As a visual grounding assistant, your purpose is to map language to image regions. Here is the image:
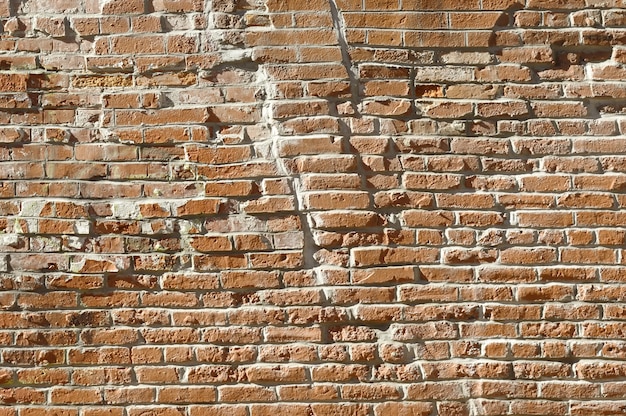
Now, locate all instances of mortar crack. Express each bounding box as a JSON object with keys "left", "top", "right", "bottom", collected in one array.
[
  {"left": 258, "top": 65, "right": 321, "bottom": 270},
  {"left": 329, "top": 0, "right": 360, "bottom": 114}
]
